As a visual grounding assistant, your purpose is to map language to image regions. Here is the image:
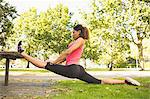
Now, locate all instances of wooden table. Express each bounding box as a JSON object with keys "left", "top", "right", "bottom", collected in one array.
[{"left": 0, "top": 51, "right": 23, "bottom": 86}]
